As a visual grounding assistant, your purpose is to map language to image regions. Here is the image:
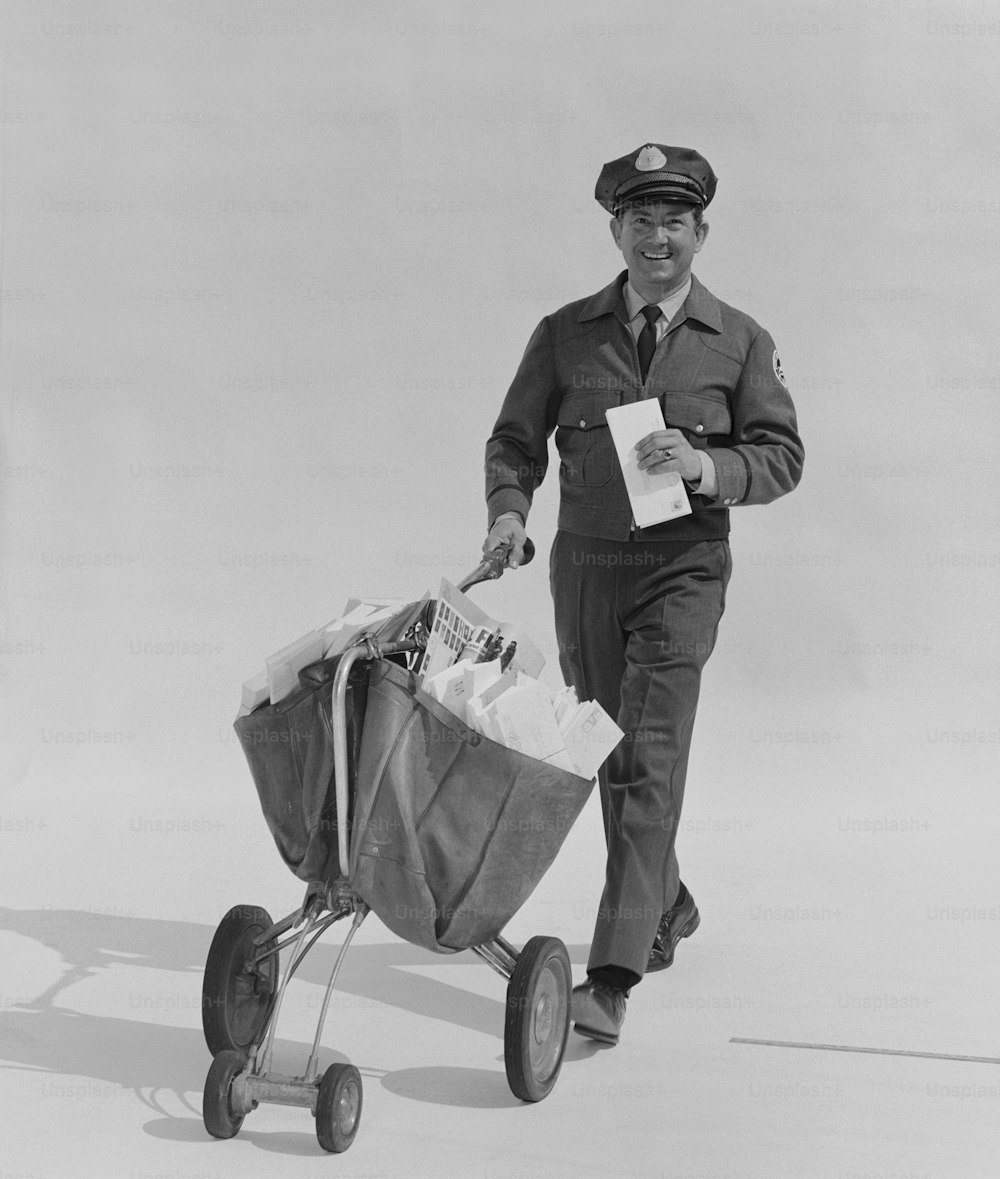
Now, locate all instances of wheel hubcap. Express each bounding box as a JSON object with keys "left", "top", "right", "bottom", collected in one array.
[
  {"left": 337, "top": 1081, "right": 360, "bottom": 1134},
  {"left": 533, "top": 993, "right": 554, "bottom": 1043},
  {"left": 228, "top": 928, "right": 274, "bottom": 1043},
  {"left": 527, "top": 962, "right": 566, "bottom": 1079}
]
